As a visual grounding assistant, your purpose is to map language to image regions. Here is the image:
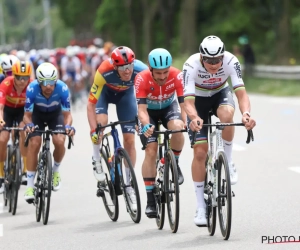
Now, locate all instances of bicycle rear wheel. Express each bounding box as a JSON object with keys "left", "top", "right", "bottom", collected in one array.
[
  {"left": 42, "top": 151, "right": 52, "bottom": 225},
  {"left": 155, "top": 179, "right": 165, "bottom": 230},
  {"left": 35, "top": 153, "right": 43, "bottom": 222},
  {"left": 165, "top": 150, "right": 180, "bottom": 233},
  {"left": 11, "top": 147, "right": 21, "bottom": 215},
  {"left": 117, "top": 148, "right": 141, "bottom": 223},
  {"left": 3, "top": 145, "right": 12, "bottom": 207},
  {"left": 100, "top": 147, "right": 119, "bottom": 222},
  {"left": 204, "top": 155, "right": 216, "bottom": 235},
  {"left": 217, "top": 151, "right": 232, "bottom": 240}
]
